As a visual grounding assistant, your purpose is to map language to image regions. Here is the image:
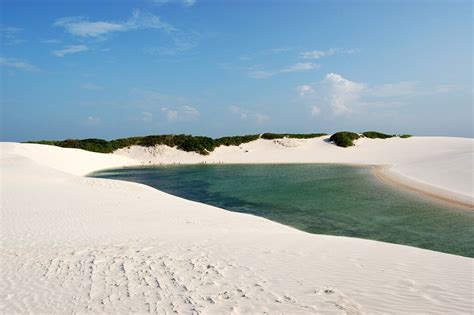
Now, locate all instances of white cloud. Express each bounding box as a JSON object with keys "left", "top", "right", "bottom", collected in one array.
[
  {"left": 324, "top": 73, "right": 366, "bottom": 115},
  {"left": 54, "top": 10, "right": 175, "bottom": 39},
  {"left": 162, "top": 108, "right": 178, "bottom": 120},
  {"left": 300, "top": 48, "right": 358, "bottom": 59},
  {"left": 229, "top": 105, "right": 269, "bottom": 124},
  {"left": 296, "top": 73, "right": 434, "bottom": 116},
  {"left": 161, "top": 105, "right": 199, "bottom": 121},
  {"left": 145, "top": 31, "right": 201, "bottom": 56},
  {"left": 152, "top": 0, "right": 196, "bottom": 7},
  {"left": 0, "top": 26, "right": 26, "bottom": 45},
  {"left": 255, "top": 113, "right": 270, "bottom": 124},
  {"left": 369, "top": 82, "right": 417, "bottom": 97},
  {"left": 296, "top": 84, "right": 314, "bottom": 97},
  {"left": 52, "top": 44, "right": 89, "bottom": 57},
  {"left": 80, "top": 82, "right": 103, "bottom": 90},
  {"left": 248, "top": 62, "right": 318, "bottom": 79},
  {"left": 85, "top": 116, "right": 101, "bottom": 125},
  {"left": 41, "top": 39, "right": 61, "bottom": 44},
  {"left": 310, "top": 105, "right": 321, "bottom": 117},
  {"left": 282, "top": 62, "right": 319, "bottom": 73},
  {"left": 141, "top": 111, "right": 153, "bottom": 122},
  {"left": 248, "top": 70, "right": 274, "bottom": 79},
  {"left": 432, "top": 84, "right": 458, "bottom": 94},
  {"left": 0, "top": 57, "right": 40, "bottom": 72}
]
